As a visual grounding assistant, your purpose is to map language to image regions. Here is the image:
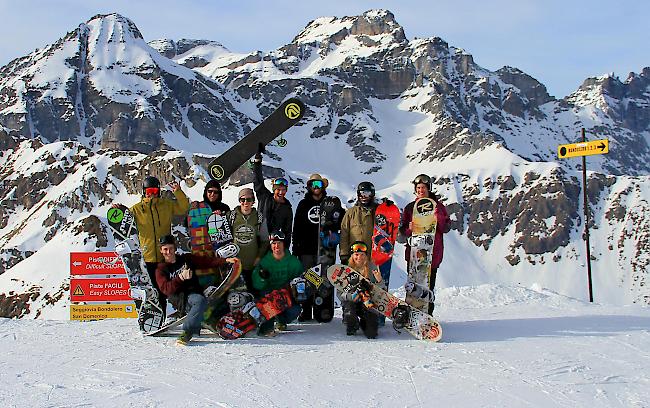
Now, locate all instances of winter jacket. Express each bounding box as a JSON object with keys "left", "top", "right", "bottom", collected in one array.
[
  {"left": 251, "top": 250, "right": 304, "bottom": 292},
  {"left": 155, "top": 253, "right": 226, "bottom": 311},
  {"left": 399, "top": 194, "right": 450, "bottom": 268},
  {"left": 130, "top": 189, "right": 189, "bottom": 263},
  {"left": 252, "top": 160, "right": 293, "bottom": 248},
  {"left": 228, "top": 207, "right": 268, "bottom": 270},
  {"left": 339, "top": 201, "right": 377, "bottom": 263},
  {"left": 292, "top": 192, "right": 326, "bottom": 257}
]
